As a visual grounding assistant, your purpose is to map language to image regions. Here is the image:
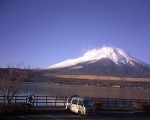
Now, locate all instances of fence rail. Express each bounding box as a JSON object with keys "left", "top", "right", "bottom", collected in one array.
[{"left": 0, "top": 96, "right": 150, "bottom": 108}]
